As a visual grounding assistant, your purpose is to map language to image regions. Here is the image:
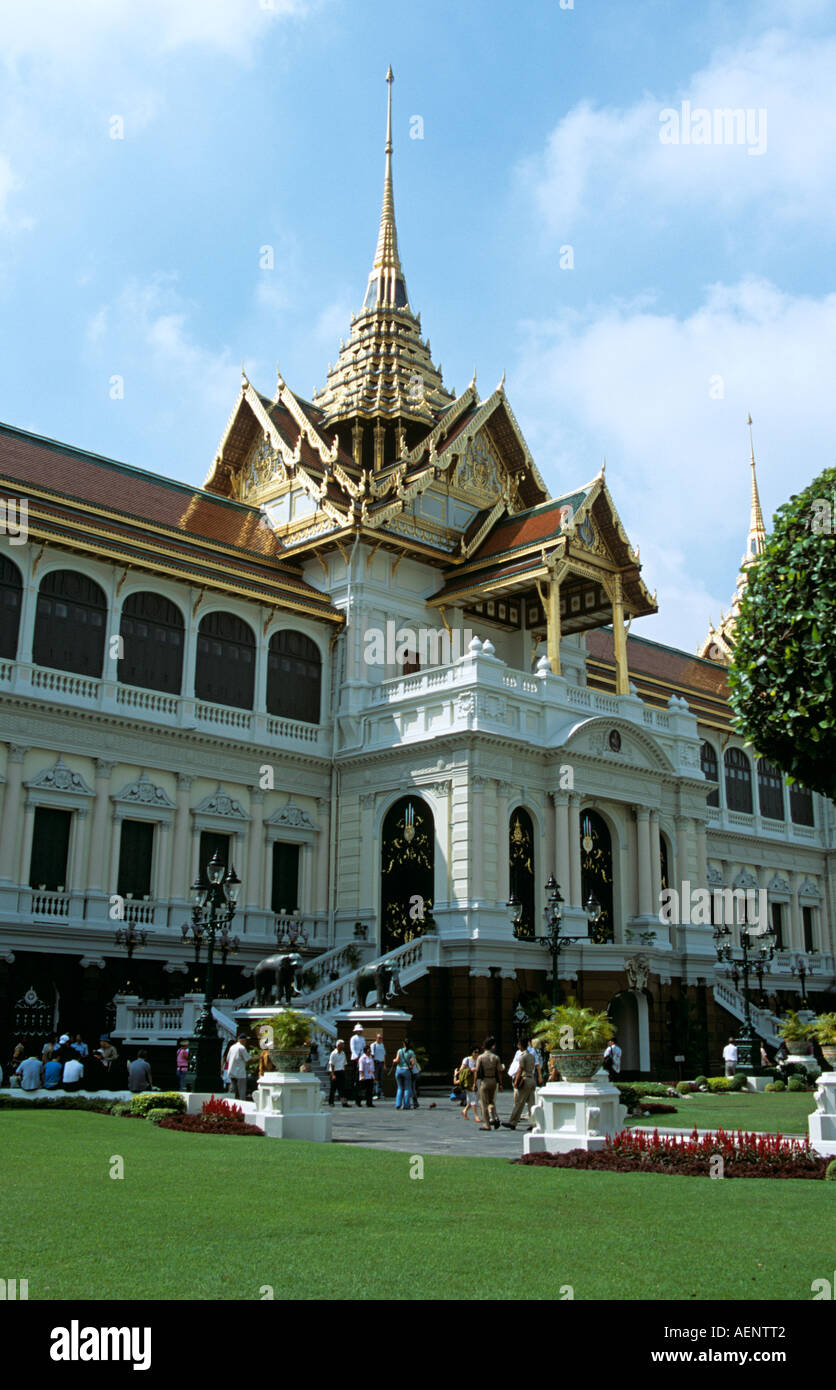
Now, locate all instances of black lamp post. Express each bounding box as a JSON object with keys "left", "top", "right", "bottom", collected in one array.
[
  {"left": 508, "top": 876, "right": 601, "bottom": 1006},
  {"left": 790, "top": 953, "right": 815, "bottom": 1006},
  {"left": 183, "top": 853, "right": 241, "bottom": 1092},
  {"left": 114, "top": 923, "right": 147, "bottom": 993},
  {"left": 714, "top": 909, "right": 775, "bottom": 1072}
]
